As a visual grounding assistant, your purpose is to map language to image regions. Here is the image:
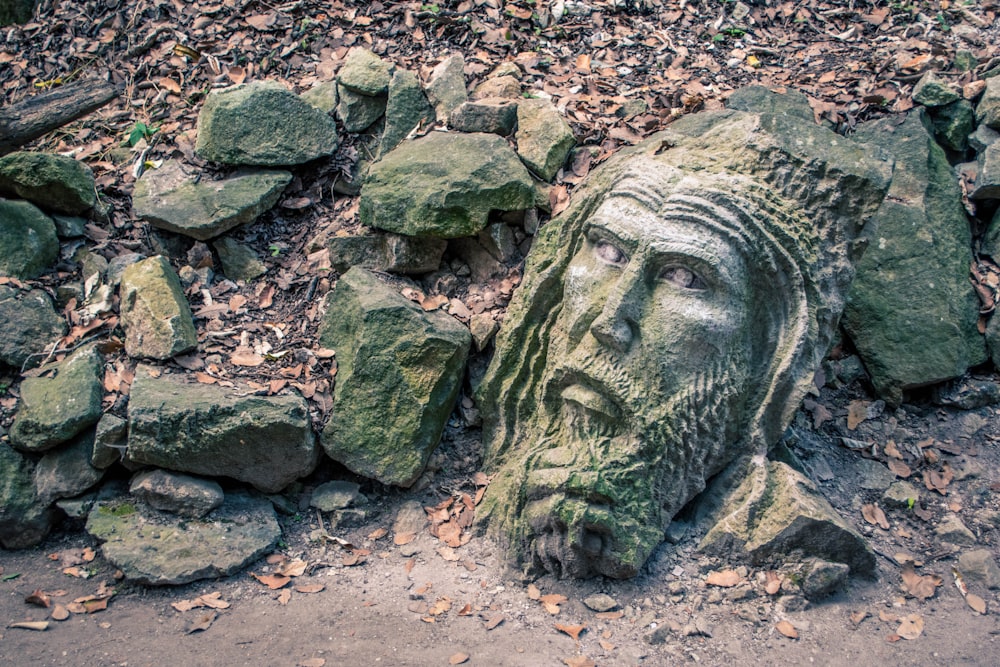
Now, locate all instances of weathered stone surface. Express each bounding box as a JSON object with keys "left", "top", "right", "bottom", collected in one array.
[
  {"left": 133, "top": 160, "right": 292, "bottom": 240},
  {"left": 301, "top": 80, "right": 338, "bottom": 114},
  {"left": 86, "top": 491, "right": 280, "bottom": 585},
  {"left": 336, "top": 83, "right": 387, "bottom": 133},
  {"left": 338, "top": 47, "right": 392, "bottom": 96},
  {"left": 10, "top": 345, "right": 103, "bottom": 452},
  {"left": 449, "top": 98, "right": 518, "bottom": 135},
  {"left": 52, "top": 213, "right": 86, "bottom": 238},
  {"left": 970, "top": 124, "right": 999, "bottom": 153},
  {"left": 379, "top": 69, "right": 435, "bottom": 158},
  {"left": 195, "top": 81, "right": 339, "bottom": 165},
  {"left": 972, "top": 142, "right": 1000, "bottom": 200},
  {"left": 882, "top": 480, "right": 920, "bottom": 509},
  {"left": 701, "top": 462, "right": 876, "bottom": 575},
  {"left": 958, "top": 549, "right": 1000, "bottom": 589},
  {"left": 0, "top": 285, "right": 66, "bottom": 368},
  {"left": 92, "top": 412, "right": 126, "bottom": 469},
  {"left": 310, "top": 480, "right": 365, "bottom": 512},
  {"left": 800, "top": 559, "right": 849, "bottom": 600},
  {"left": 0, "top": 152, "right": 96, "bottom": 214},
  {"left": 516, "top": 99, "right": 575, "bottom": 181},
  {"left": 0, "top": 443, "right": 53, "bottom": 548},
  {"left": 318, "top": 267, "right": 471, "bottom": 487},
  {"left": 936, "top": 514, "right": 976, "bottom": 545},
  {"left": 327, "top": 231, "right": 446, "bottom": 275},
  {"left": 120, "top": 255, "right": 198, "bottom": 360},
  {"left": 725, "top": 84, "right": 814, "bottom": 121},
  {"left": 472, "top": 75, "right": 520, "bottom": 100},
  {"left": 0, "top": 198, "right": 58, "bottom": 279},
  {"left": 214, "top": 236, "right": 267, "bottom": 281},
  {"left": 426, "top": 54, "right": 468, "bottom": 123},
  {"left": 392, "top": 499, "right": 428, "bottom": 534},
  {"left": 844, "top": 110, "right": 985, "bottom": 402},
  {"left": 478, "top": 88, "right": 891, "bottom": 578},
  {"left": 35, "top": 432, "right": 105, "bottom": 505},
  {"left": 976, "top": 76, "right": 1000, "bottom": 130},
  {"left": 130, "top": 469, "right": 224, "bottom": 518},
  {"left": 930, "top": 100, "right": 974, "bottom": 152},
  {"left": 126, "top": 367, "right": 319, "bottom": 493},
  {"left": 582, "top": 594, "right": 619, "bottom": 612},
  {"left": 912, "top": 71, "right": 960, "bottom": 107},
  {"left": 361, "top": 132, "right": 535, "bottom": 238}
]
